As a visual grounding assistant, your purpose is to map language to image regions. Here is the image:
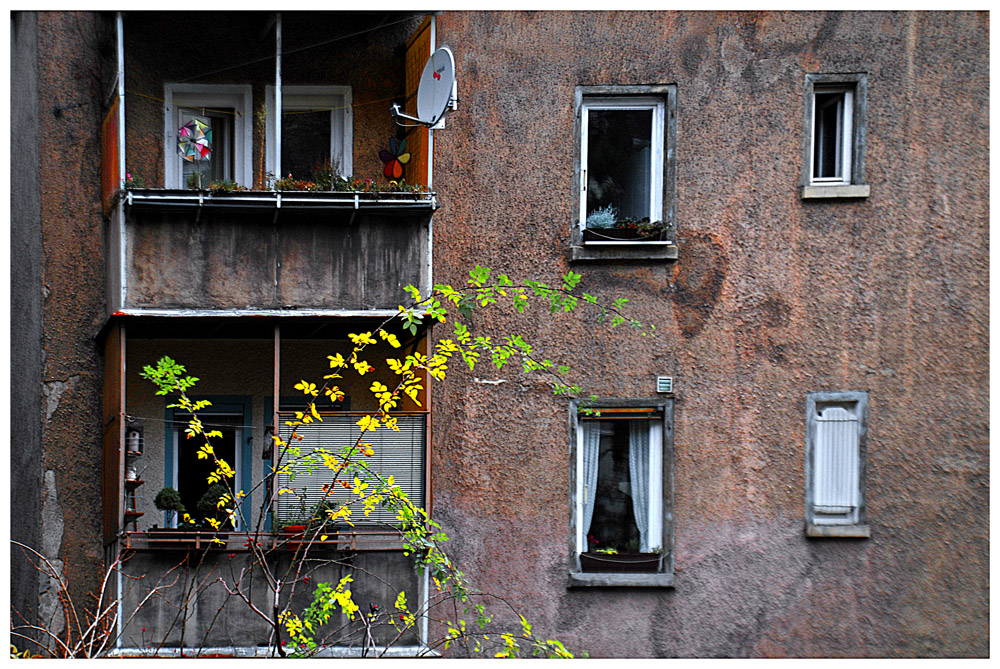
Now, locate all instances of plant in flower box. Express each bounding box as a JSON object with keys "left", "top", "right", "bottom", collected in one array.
[
  {"left": 580, "top": 535, "right": 663, "bottom": 573},
  {"left": 583, "top": 204, "right": 668, "bottom": 243}
]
